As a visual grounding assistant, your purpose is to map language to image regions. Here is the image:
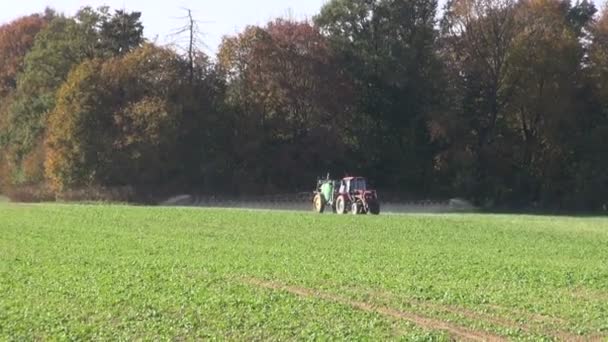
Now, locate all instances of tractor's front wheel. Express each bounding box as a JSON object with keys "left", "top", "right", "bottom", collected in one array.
[
  {"left": 351, "top": 201, "right": 361, "bottom": 215},
  {"left": 336, "top": 196, "right": 347, "bottom": 215},
  {"left": 313, "top": 194, "right": 325, "bottom": 214}
]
